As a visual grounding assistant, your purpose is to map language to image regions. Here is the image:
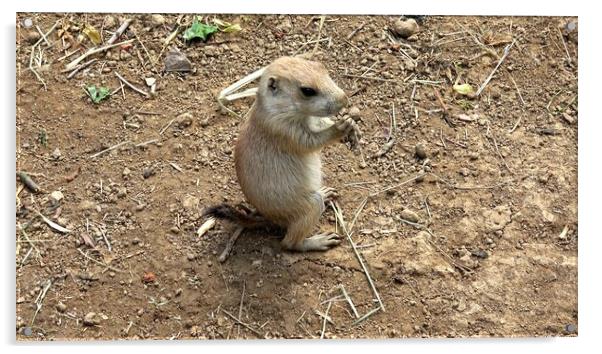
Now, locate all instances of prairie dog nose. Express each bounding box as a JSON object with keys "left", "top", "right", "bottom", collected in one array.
[{"left": 334, "top": 89, "right": 349, "bottom": 111}]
